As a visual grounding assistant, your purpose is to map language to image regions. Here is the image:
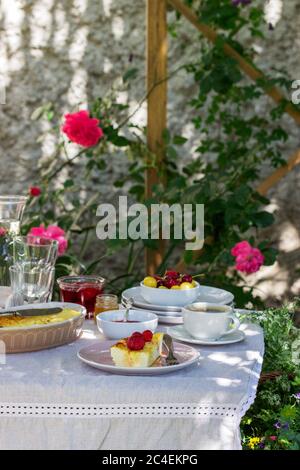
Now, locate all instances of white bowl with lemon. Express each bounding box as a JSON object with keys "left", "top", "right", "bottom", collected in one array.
[{"left": 140, "top": 274, "right": 200, "bottom": 307}]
